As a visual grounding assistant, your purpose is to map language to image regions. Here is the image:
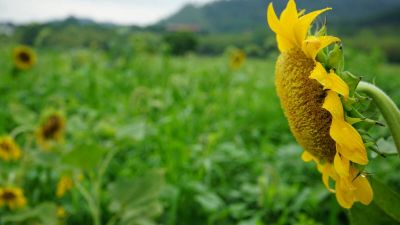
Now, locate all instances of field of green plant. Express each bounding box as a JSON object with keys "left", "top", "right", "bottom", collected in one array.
[{"left": 0, "top": 43, "right": 400, "bottom": 225}]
